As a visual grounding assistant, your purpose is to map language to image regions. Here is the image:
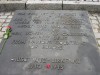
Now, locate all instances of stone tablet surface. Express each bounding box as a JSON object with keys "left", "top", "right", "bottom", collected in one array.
[{"left": 0, "top": 10, "right": 100, "bottom": 75}]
